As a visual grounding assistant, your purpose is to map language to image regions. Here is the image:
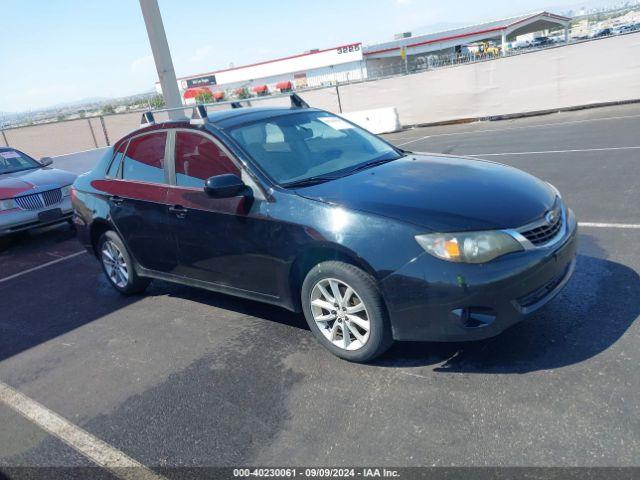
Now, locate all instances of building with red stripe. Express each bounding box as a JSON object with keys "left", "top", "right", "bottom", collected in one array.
[{"left": 156, "top": 11, "right": 570, "bottom": 104}]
